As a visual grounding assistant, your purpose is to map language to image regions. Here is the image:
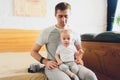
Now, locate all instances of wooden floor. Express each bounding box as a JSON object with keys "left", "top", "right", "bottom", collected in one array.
[{"left": 0, "top": 29, "right": 45, "bottom": 52}]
